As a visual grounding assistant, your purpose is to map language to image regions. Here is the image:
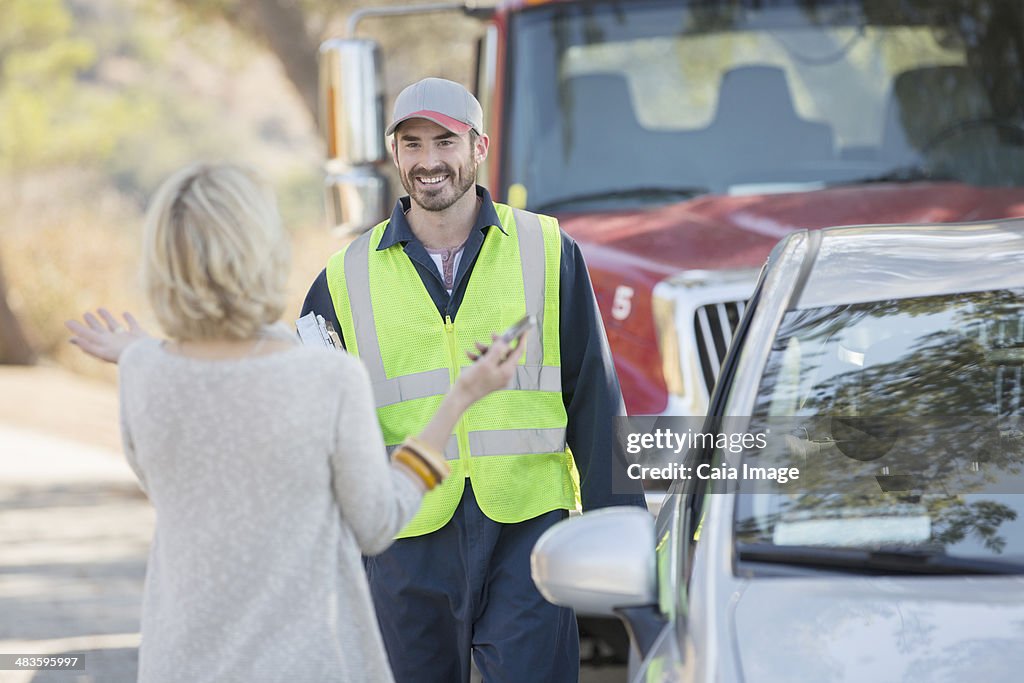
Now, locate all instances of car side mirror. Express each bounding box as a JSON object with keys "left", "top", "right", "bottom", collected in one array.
[{"left": 531, "top": 507, "right": 656, "bottom": 616}]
